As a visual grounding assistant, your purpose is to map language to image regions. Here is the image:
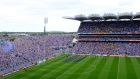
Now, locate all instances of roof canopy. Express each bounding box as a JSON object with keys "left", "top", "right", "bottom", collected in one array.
[
  {"left": 64, "top": 12, "right": 140, "bottom": 21},
  {"left": 103, "top": 13, "right": 117, "bottom": 20},
  {"left": 133, "top": 12, "right": 140, "bottom": 19},
  {"left": 118, "top": 12, "right": 133, "bottom": 20},
  {"left": 88, "top": 14, "right": 103, "bottom": 21},
  {"left": 75, "top": 14, "right": 88, "bottom": 21}
]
